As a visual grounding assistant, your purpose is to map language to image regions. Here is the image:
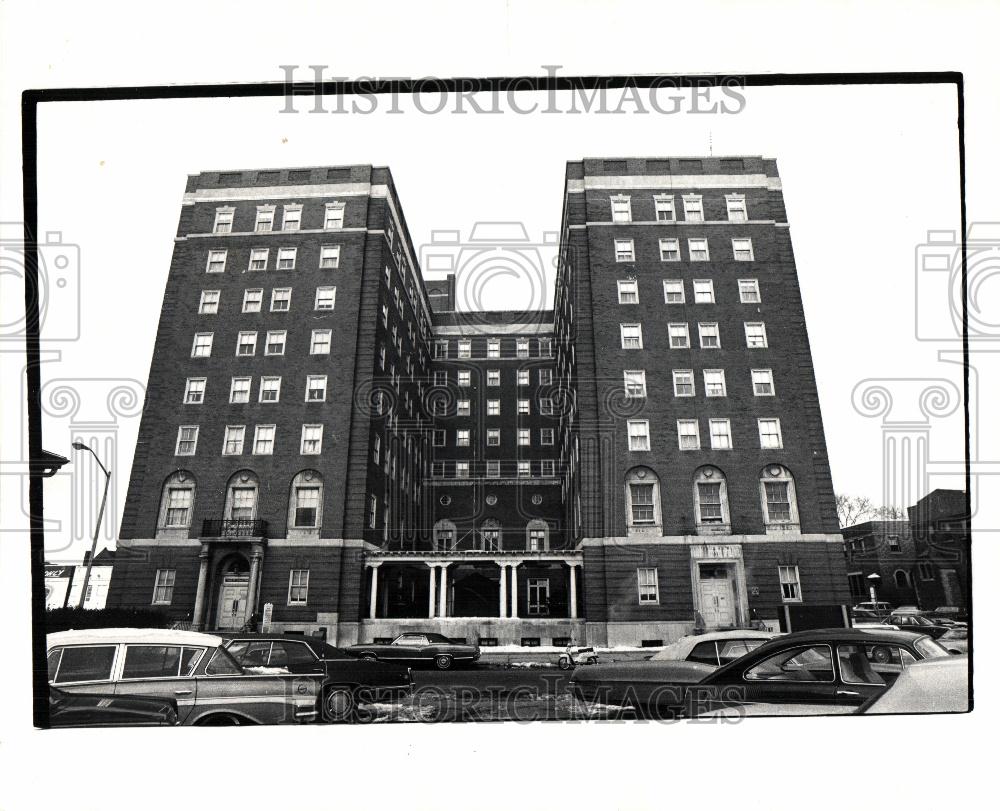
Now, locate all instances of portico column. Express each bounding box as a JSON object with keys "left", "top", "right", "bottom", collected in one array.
[
  {"left": 510, "top": 563, "right": 519, "bottom": 619},
  {"left": 428, "top": 564, "right": 437, "bottom": 618},
  {"left": 438, "top": 564, "right": 448, "bottom": 618},
  {"left": 569, "top": 564, "right": 578, "bottom": 620},
  {"left": 499, "top": 564, "right": 508, "bottom": 618},
  {"left": 368, "top": 564, "right": 381, "bottom": 619},
  {"left": 246, "top": 544, "right": 263, "bottom": 623},
  {"left": 191, "top": 543, "right": 211, "bottom": 630}
]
